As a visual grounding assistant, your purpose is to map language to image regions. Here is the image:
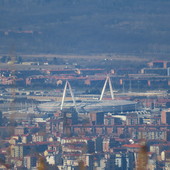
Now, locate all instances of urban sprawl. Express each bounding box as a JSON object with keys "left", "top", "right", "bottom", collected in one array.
[{"left": 0, "top": 56, "right": 170, "bottom": 169}]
